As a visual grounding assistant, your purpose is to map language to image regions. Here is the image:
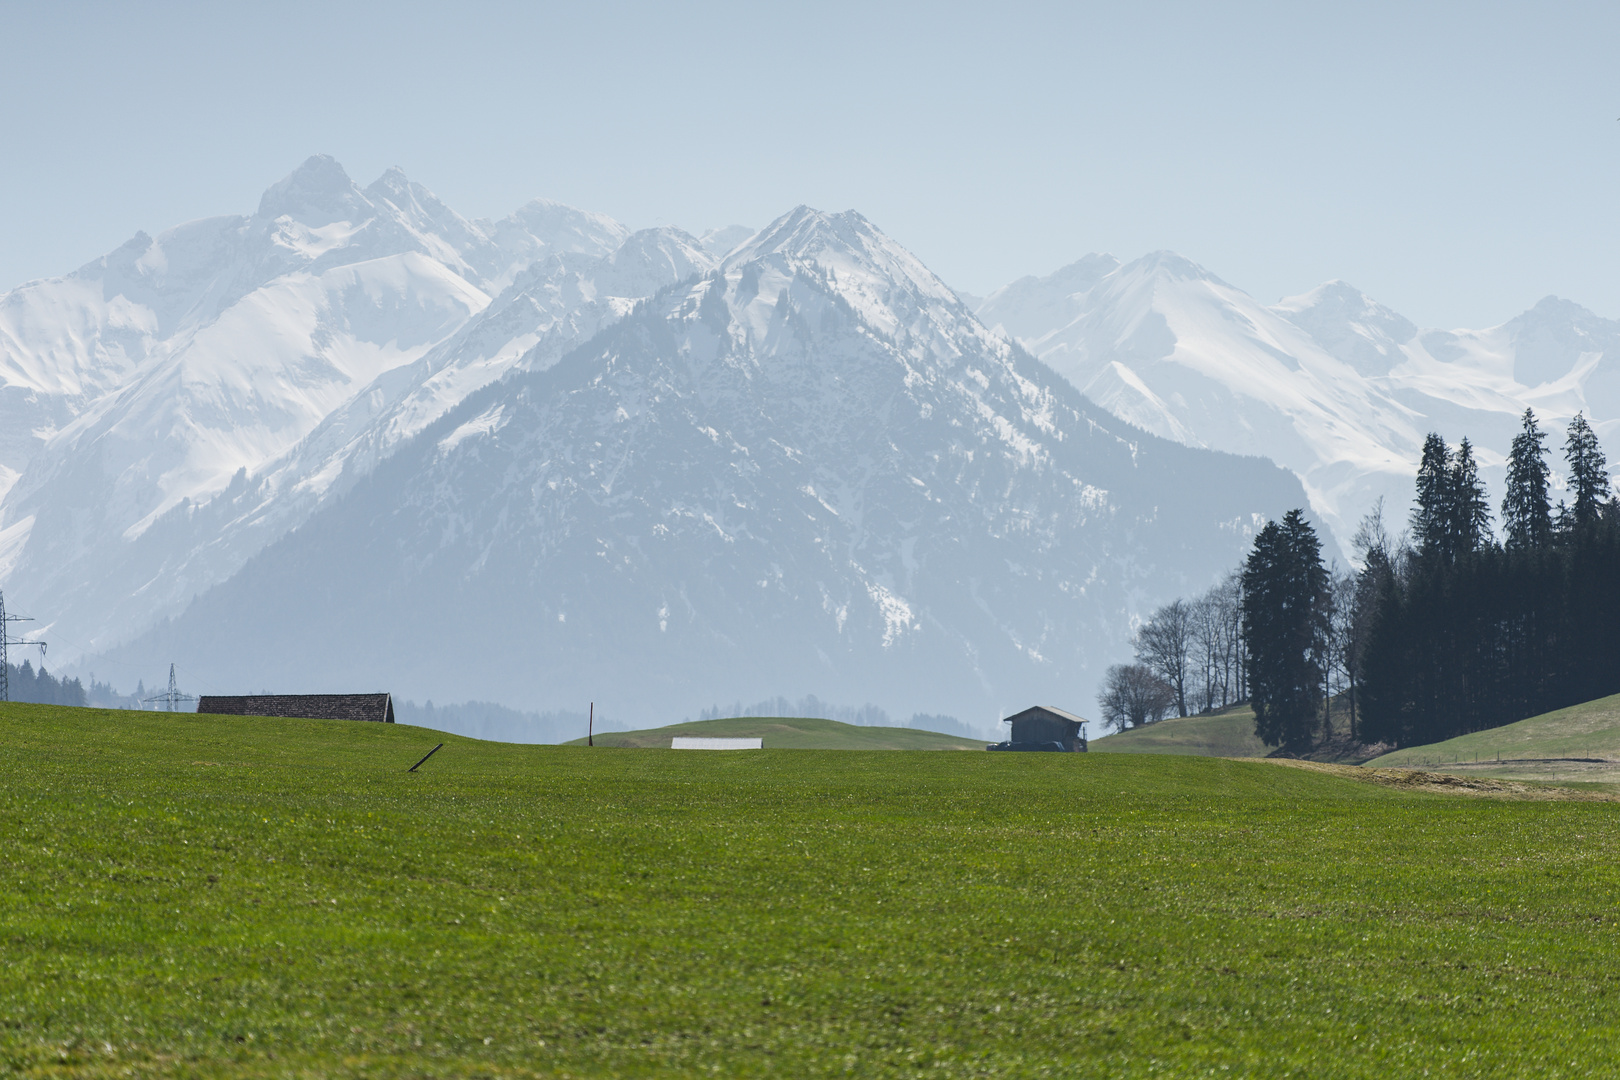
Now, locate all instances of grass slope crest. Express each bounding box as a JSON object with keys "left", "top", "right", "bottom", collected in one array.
[
  {"left": 566, "top": 715, "right": 986, "bottom": 750},
  {"left": 1088, "top": 703, "right": 1270, "bottom": 758},
  {"left": 1365, "top": 690, "right": 1620, "bottom": 785}
]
